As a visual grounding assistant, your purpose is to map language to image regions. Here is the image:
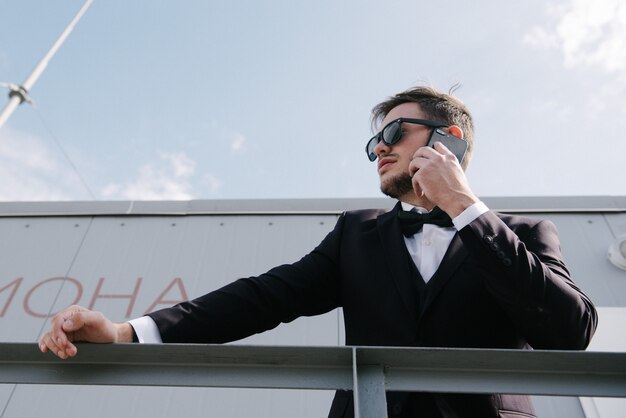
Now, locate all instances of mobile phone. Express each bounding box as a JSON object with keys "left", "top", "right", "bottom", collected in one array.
[{"left": 426, "top": 128, "right": 468, "bottom": 164}]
